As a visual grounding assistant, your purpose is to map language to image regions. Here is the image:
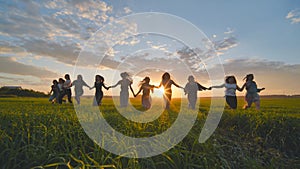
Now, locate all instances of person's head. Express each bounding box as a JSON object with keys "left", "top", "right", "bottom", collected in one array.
[
  {"left": 95, "top": 75, "right": 100, "bottom": 82},
  {"left": 139, "top": 77, "right": 150, "bottom": 86},
  {"left": 120, "top": 72, "right": 129, "bottom": 79},
  {"left": 244, "top": 74, "right": 254, "bottom": 82},
  {"left": 58, "top": 78, "right": 65, "bottom": 84},
  {"left": 99, "top": 75, "right": 104, "bottom": 82},
  {"left": 53, "top": 80, "right": 58, "bottom": 85},
  {"left": 226, "top": 76, "right": 237, "bottom": 84},
  {"left": 65, "top": 74, "right": 70, "bottom": 80},
  {"left": 188, "top": 75, "right": 195, "bottom": 83},
  {"left": 143, "top": 77, "right": 150, "bottom": 83},
  {"left": 77, "top": 75, "right": 82, "bottom": 81},
  {"left": 162, "top": 72, "right": 170, "bottom": 81}
]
